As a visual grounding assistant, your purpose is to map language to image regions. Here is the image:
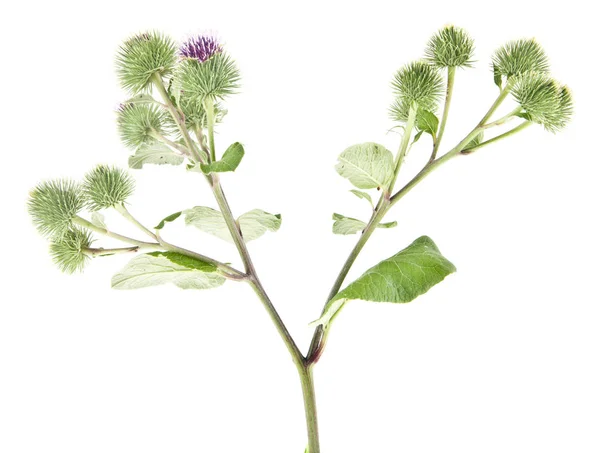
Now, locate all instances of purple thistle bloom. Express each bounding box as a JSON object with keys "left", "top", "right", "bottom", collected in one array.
[{"left": 180, "top": 35, "right": 222, "bottom": 63}]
